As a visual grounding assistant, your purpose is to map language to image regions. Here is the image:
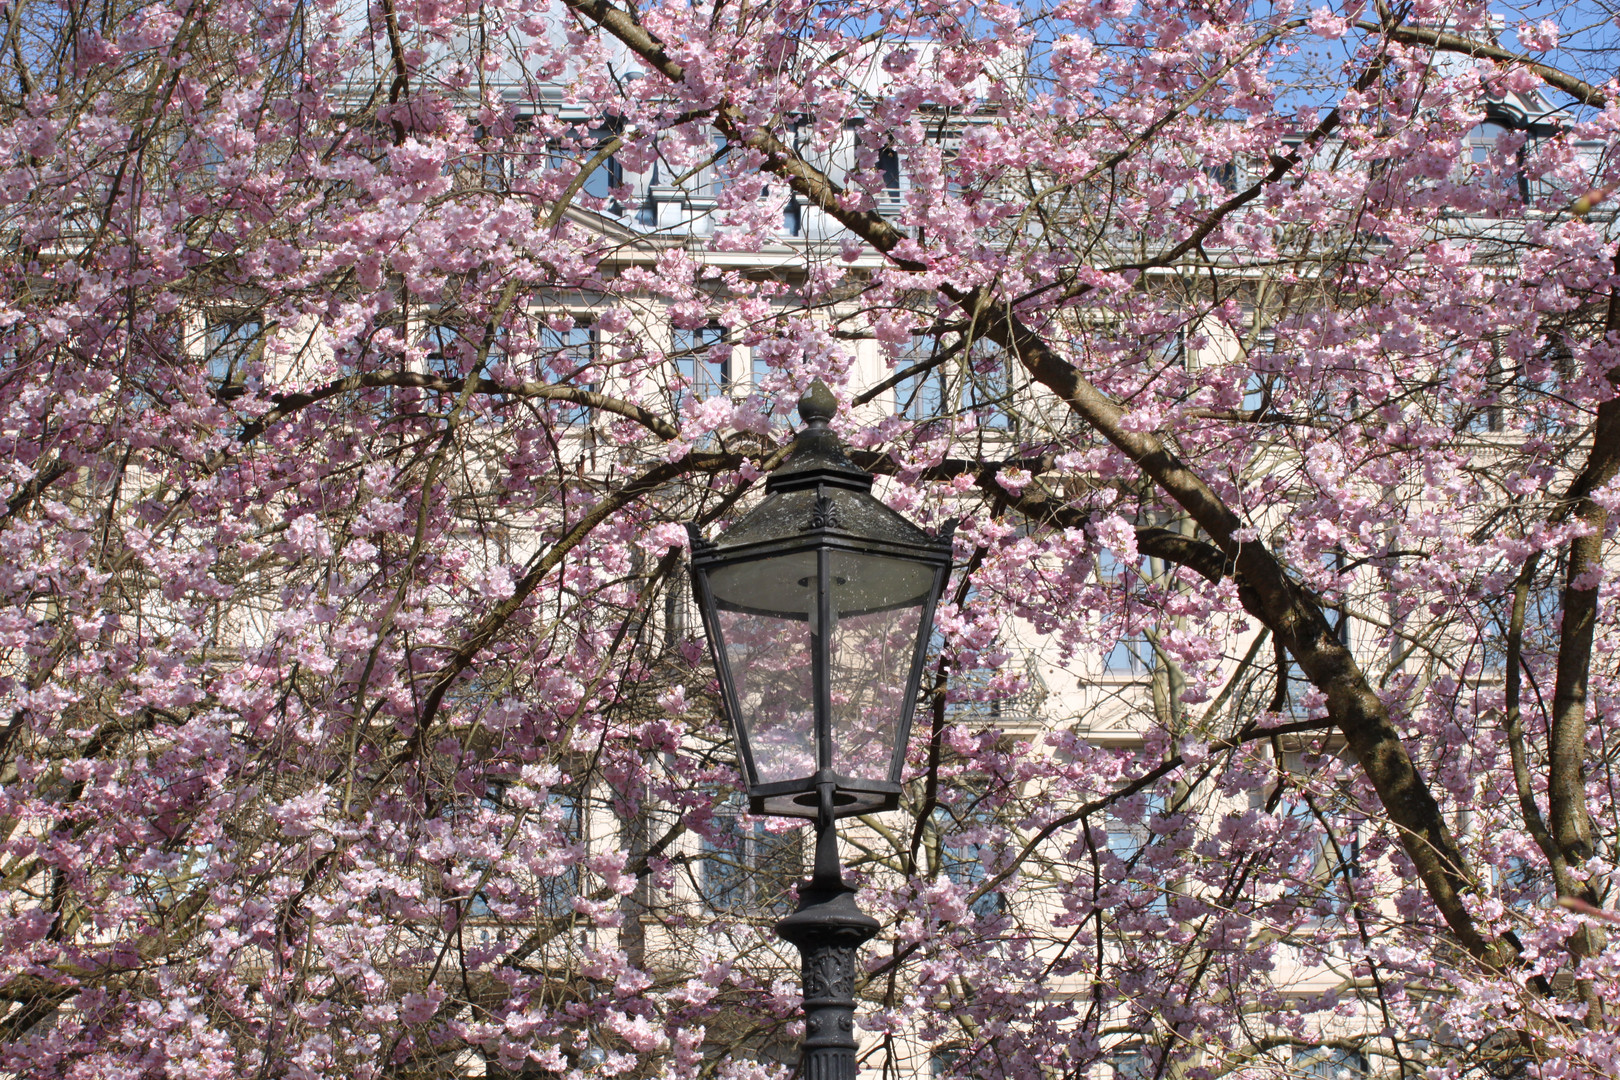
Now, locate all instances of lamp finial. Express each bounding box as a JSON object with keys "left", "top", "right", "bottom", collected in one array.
[{"left": 799, "top": 380, "right": 837, "bottom": 426}]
